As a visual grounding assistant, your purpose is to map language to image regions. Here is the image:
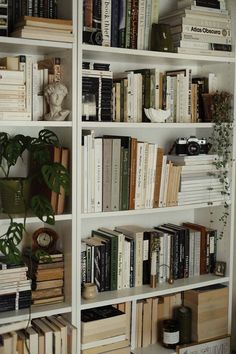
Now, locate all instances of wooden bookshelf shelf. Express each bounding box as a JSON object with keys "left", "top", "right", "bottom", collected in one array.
[
  {"left": 81, "top": 275, "right": 230, "bottom": 310},
  {"left": 81, "top": 122, "right": 214, "bottom": 129},
  {"left": 0, "top": 37, "right": 72, "bottom": 55},
  {"left": 0, "top": 303, "right": 72, "bottom": 325},
  {"left": 82, "top": 44, "right": 235, "bottom": 65}
]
